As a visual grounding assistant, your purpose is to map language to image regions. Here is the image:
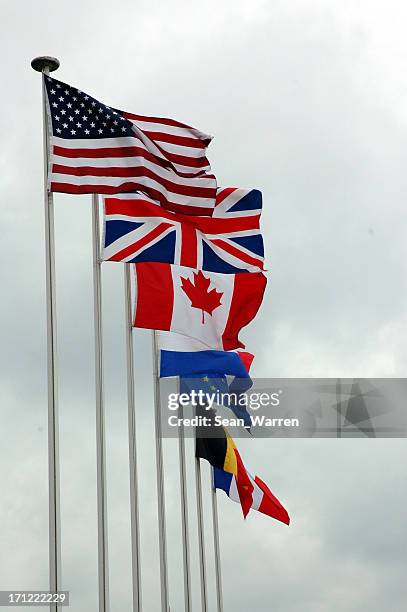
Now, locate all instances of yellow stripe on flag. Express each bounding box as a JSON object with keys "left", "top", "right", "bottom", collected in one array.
[{"left": 223, "top": 433, "right": 238, "bottom": 476}]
